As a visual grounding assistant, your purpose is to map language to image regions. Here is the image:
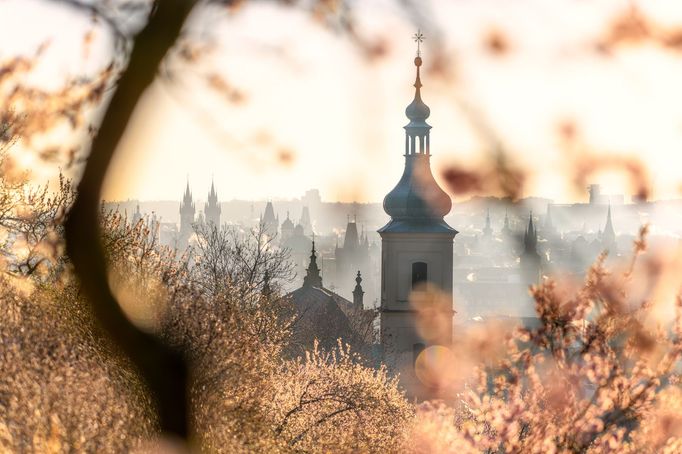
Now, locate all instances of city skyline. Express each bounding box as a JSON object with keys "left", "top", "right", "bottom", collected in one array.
[{"left": 4, "top": 1, "right": 682, "bottom": 449}]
